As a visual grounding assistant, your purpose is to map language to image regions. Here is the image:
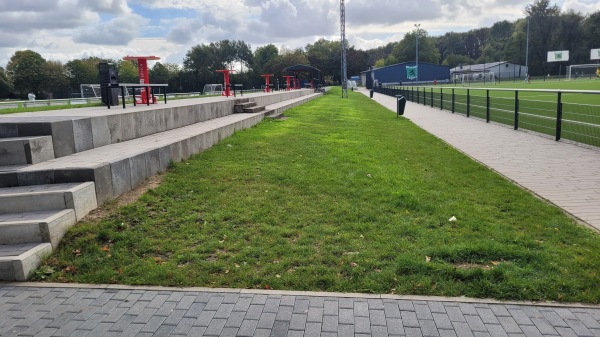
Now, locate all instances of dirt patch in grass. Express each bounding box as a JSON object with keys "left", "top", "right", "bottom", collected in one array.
[
  {"left": 453, "top": 263, "right": 493, "bottom": 270},
  {"left": 83, "top": 173, "right": 165, "bottom": 223}
]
